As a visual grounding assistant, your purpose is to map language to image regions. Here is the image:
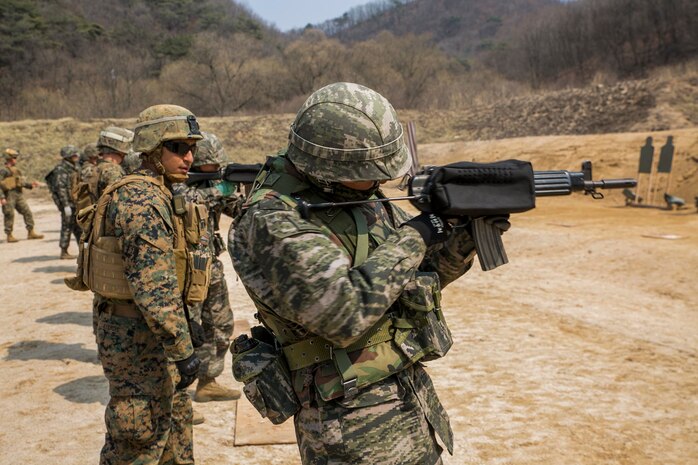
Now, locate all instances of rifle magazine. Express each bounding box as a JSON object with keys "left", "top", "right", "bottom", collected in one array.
[{"left": 471, "top": 218, "right": 508, "bottom": 271}]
